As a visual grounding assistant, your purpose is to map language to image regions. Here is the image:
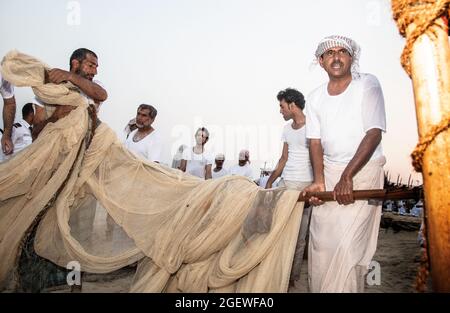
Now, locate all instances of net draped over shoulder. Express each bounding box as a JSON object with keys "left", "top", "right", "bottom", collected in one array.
[{"left": 0, "top": 50, "right": 305, "bottom": 292}]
